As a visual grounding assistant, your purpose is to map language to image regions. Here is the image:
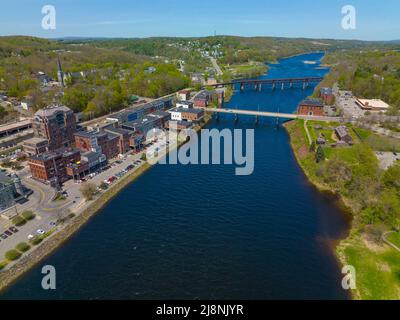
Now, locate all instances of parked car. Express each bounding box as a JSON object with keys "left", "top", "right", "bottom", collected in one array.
[
  {"left": 36, "top": 229, "right": 45, "bottom": 235},
  {"left": 0, "top": 233, "right": 7, "bottom": 239},
  {"left": 4, "top": 230, "right": 12, "bottom": 236},
  {"left": 9, "top": 226, "right": 18, "bottom": 233},
  {"left": 27, "top": 234, "right": 34, "bottom": 240}
]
